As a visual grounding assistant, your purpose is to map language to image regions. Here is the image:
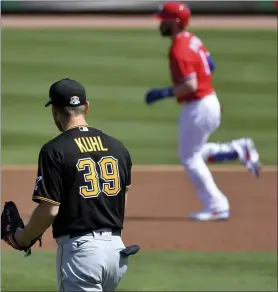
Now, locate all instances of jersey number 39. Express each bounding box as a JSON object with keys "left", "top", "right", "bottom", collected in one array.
[{"left": 76, "top": 156, "right": 121, "bottom": 198}]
